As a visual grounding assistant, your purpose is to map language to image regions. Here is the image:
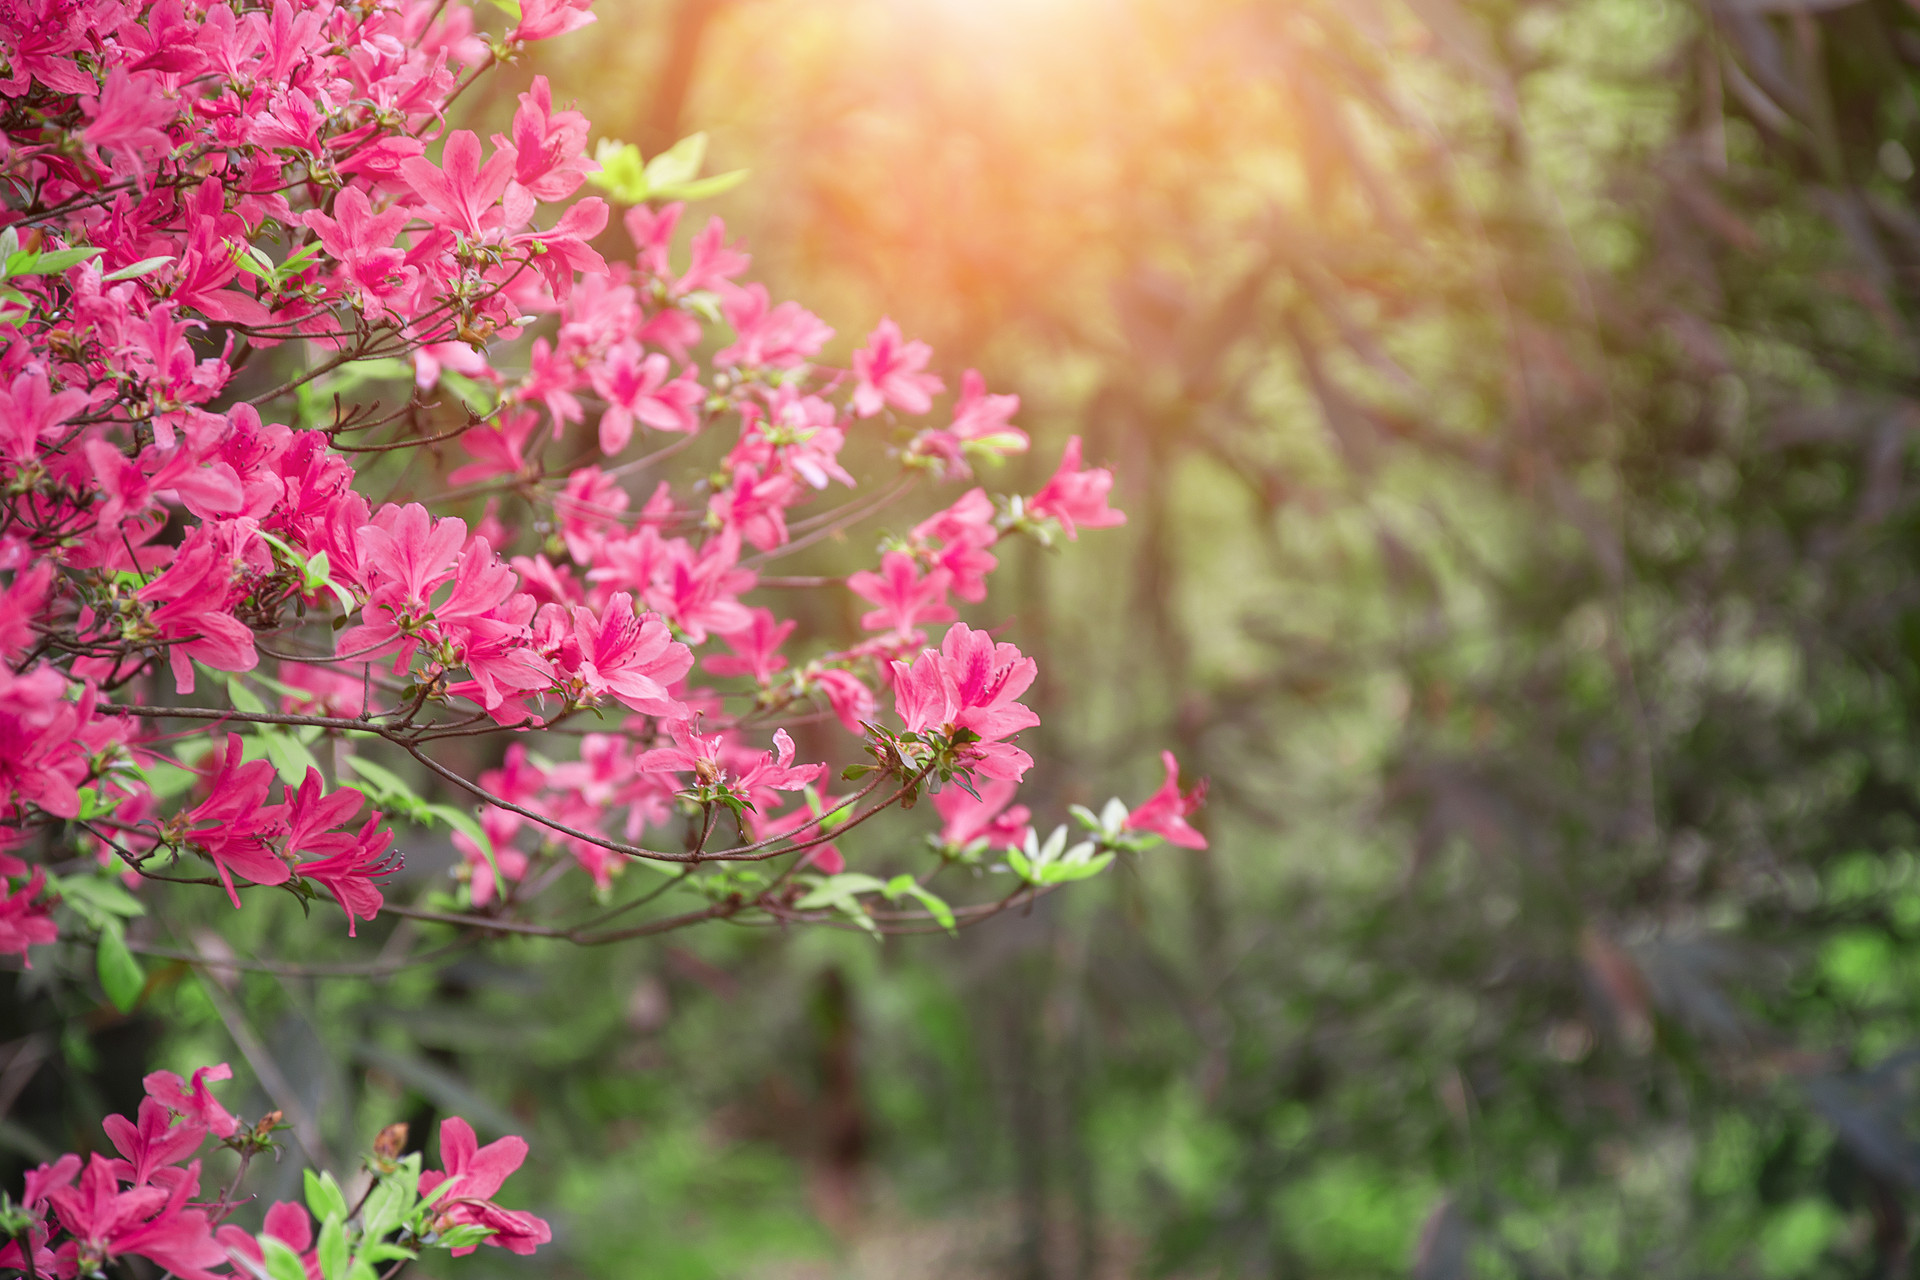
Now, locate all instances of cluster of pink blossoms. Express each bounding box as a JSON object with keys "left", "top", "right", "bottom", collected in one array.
[
  {"left": 0, "top": 1063, "right": 545, "bottom": 1276},
  {"left": 0, "top": 0, "right": 1205, "bottom": 1254}
]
